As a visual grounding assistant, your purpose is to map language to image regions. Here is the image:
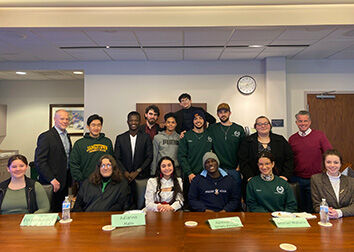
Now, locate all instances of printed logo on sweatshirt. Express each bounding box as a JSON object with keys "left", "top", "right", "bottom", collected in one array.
[
  {"left": 275, "top": 186, "right": 284, "bottom": 194},
  {"left": 162, "top": 139, "right": 179, "bottom": 145},
  {"left": 86, "top": 144, "right": 108, "bottom": 153},
  {"left": 233, "top": 131, "right": 241, "bottom": 137},
  {"left": 207, "top": 136, "right": 213, "bottom": 142}
]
